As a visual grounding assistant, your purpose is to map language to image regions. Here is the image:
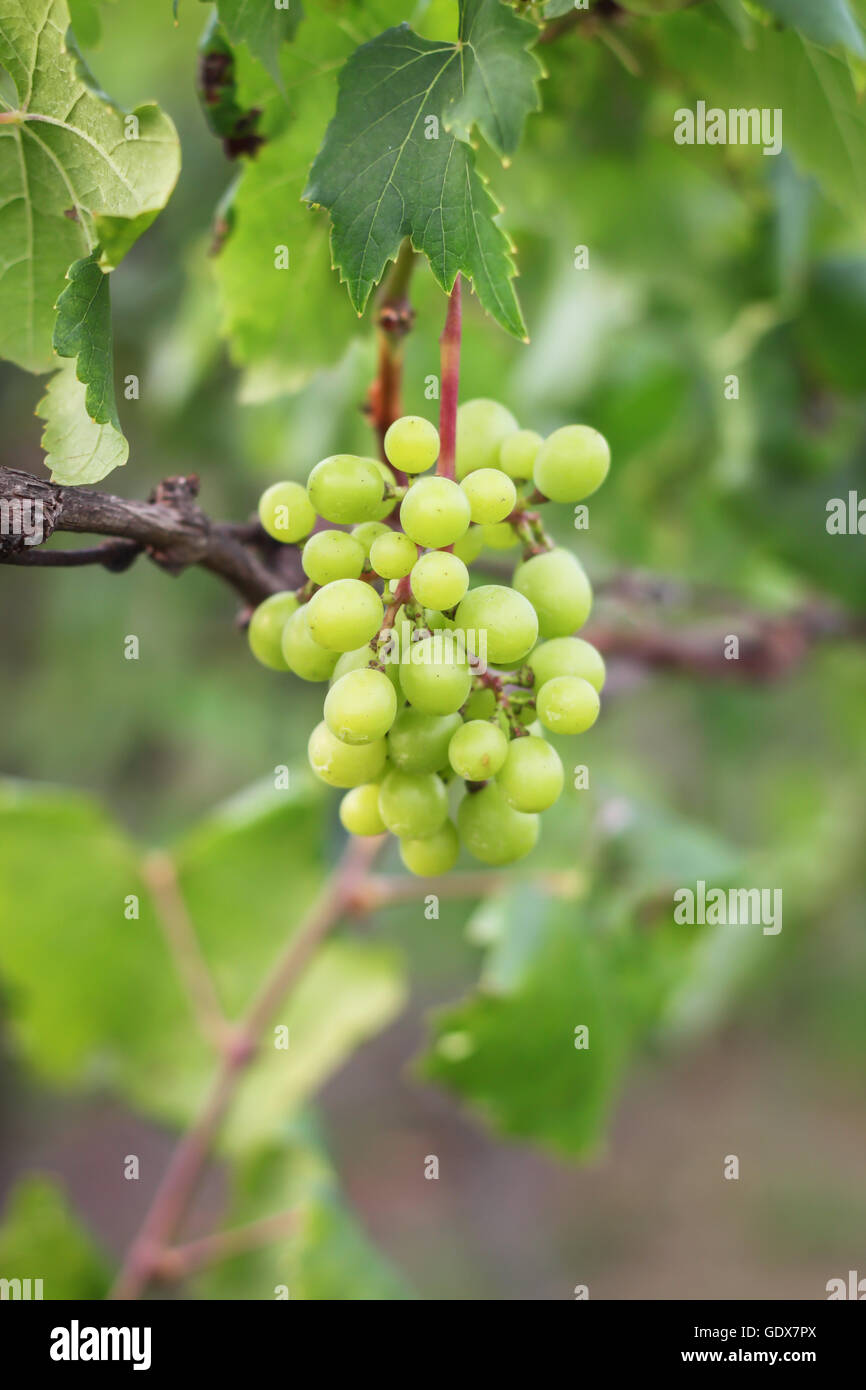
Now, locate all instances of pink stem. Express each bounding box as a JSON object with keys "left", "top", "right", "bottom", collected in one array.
[{"left": 437, "top": 276, "right": 462, "bottom": 479}]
